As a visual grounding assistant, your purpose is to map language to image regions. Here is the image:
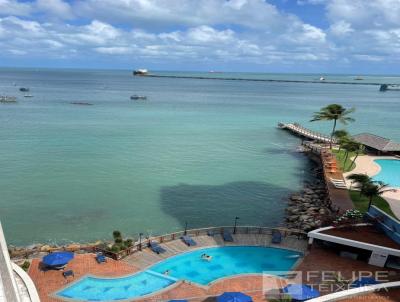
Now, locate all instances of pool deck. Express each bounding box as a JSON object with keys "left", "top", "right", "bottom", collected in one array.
[
  {"left": 123, "top": 233, "right": 307, "bottom": 270},
  {"left": 27, "top": 232, "right": 400, "bottom": 302},
  {"left": 343, "top": 155, "right": 400, "bottom": 218}
]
